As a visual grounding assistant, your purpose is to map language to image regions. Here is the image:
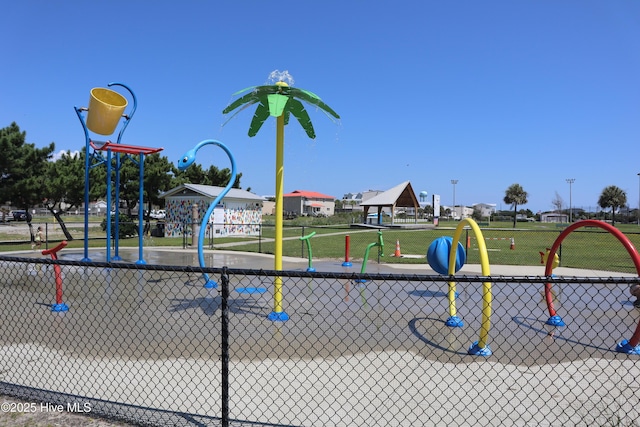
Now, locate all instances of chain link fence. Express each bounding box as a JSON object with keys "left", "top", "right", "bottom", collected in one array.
[
  {"left": 3, "top": 221, "right": 640, "bottom": 273},
  {"left": 1, "top": 254, "right": 639, "bottom": 426}
]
